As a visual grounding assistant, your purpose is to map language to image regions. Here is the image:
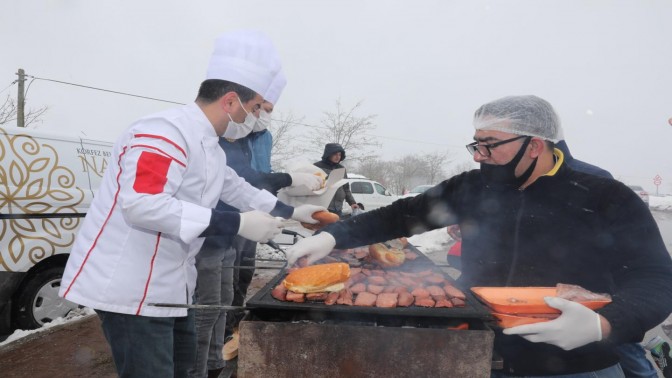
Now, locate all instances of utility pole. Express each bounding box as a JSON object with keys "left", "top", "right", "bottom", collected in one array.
[{"left": 17, "top": 68, "right": 25, "bottom": 128}]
